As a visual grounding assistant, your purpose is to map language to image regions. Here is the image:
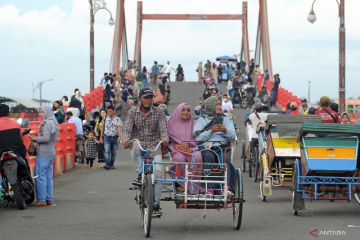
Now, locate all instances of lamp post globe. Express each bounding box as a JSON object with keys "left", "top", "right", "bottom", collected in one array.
[
  {"left": 307, "top": 10, "right": 316, "bottom": 23},
  {"left": 109, "top": 17, "right": 114, "bottom": 26}
]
